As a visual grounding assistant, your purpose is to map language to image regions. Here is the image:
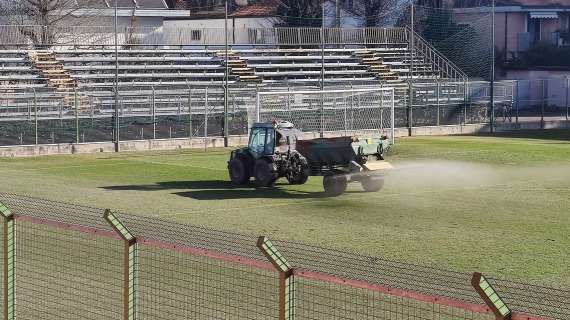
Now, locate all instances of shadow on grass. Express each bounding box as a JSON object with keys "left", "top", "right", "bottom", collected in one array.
[
  {"left": 102, "top": 180, "right": 329, "bottom": 200},
  {"left": 468, "top": 129, "right": 570, "bottom": 141}
]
